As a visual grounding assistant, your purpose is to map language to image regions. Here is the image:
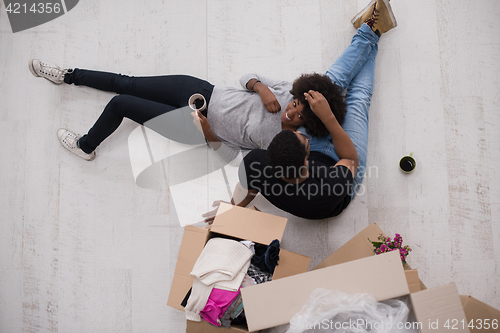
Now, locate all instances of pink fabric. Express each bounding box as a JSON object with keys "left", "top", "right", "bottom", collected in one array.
[{"left": 200, "top": 288, "right": 241, "bottom": 326}]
